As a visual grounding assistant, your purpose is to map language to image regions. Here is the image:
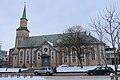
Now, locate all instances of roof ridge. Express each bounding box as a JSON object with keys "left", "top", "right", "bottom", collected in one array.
[{"left": 29, "top": 33, "right": 60, "bottom": 38}]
